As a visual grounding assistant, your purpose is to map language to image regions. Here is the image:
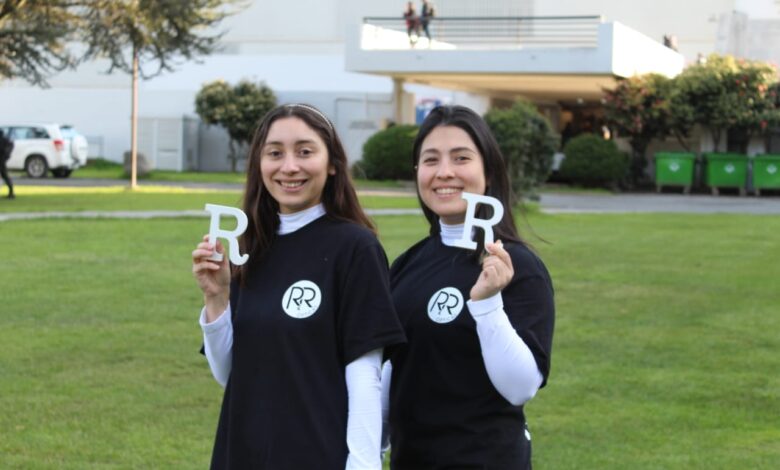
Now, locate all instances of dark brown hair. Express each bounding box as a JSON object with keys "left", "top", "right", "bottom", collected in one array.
[
  {"left": 412, "top": 105, "right": 523, "bottom": 255},
  {"left": 235, "top": 104, "right": 375, "bottom": 282}
]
